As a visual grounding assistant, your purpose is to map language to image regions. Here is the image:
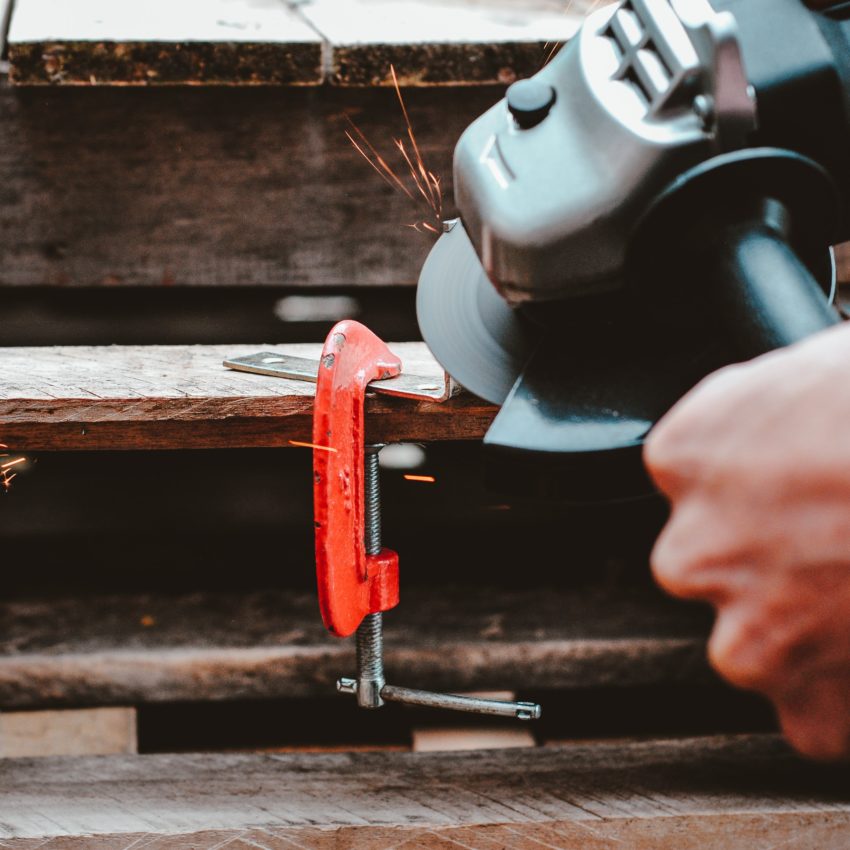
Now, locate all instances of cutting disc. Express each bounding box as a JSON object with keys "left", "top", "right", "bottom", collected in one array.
[{"left": 416, "top": 221, "right": 531, "bottom": 405}]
